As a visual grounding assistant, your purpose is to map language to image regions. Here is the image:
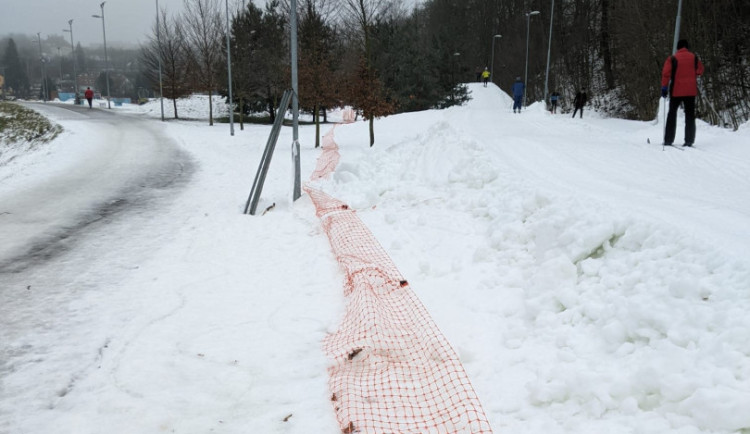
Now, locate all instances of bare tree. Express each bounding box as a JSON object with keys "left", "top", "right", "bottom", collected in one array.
[
  {"left": 182, "top": 0, "right": 223, "bottom": 126},
  {"left": 141, "top": 9, "right": 192, "bottom": 118}
]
